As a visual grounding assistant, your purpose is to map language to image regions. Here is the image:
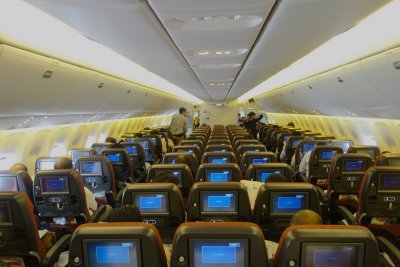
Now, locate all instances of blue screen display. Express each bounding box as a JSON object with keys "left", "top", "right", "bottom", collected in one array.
[
  {"left": 208, "top": 171, "right": 230, "bottom": 182},
  {"left": 169, "top": 158, "right": 176, "bottom": 164},
  {"left": 125, "top": 146, "right": 137, "bottom": 155},
  {"left": 258, "top": 170, "right": 283, "bottom": 182},
  {"left": 252, "top": 158, "right": 268, "bottom": 164},
  {"left": 304, "top": 144, "right": 316, "bottom": 153},
  {"left": 303, "top": 244, "right": 362, "bottom": 267},
  {"left": 271, "top": 193, "right": 307, "bottom": 214},
  {"left": 343, "top": 160, "right": 364, "bottom": 172},
  {"left": 381, "top": 176, "right": 400, "bottom": 190},
  {"left": 81, "top": 161, "right": 102, "bottom": 175},
  {"left": 201, "top": 192, "right": 236, "bottom": 213},
  {"left": 283, "top": 136, "right": 289, "bottom": 142},
  {"left": 106, "top": 153, "right": 122, "bottom": 163},
  {"left": 139, "top": 141, "right": 148, "bottom": 150},
  {"left": 71, "top": 151, "right": 90, "bottom": 162},
  {"left": 321, "top": 151, "right": 336, "bottom": 160},
  {"left": 292, "top": 139, "right": 301, "bottom": 147},
  {"left": 193, "top": 240, "right": 246, "bottom": 267},
  {"left": 86, "top": 241, "right": 139, "bottom": 267},
  {"left": 41, "top": 177, "right": 68, "bottom": 193},
  {"left": 134, "top": 193, "right": 168, "bottom": 214},
  {"left": 211, "top": 158, "right": 228, "bottom": 164}
]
